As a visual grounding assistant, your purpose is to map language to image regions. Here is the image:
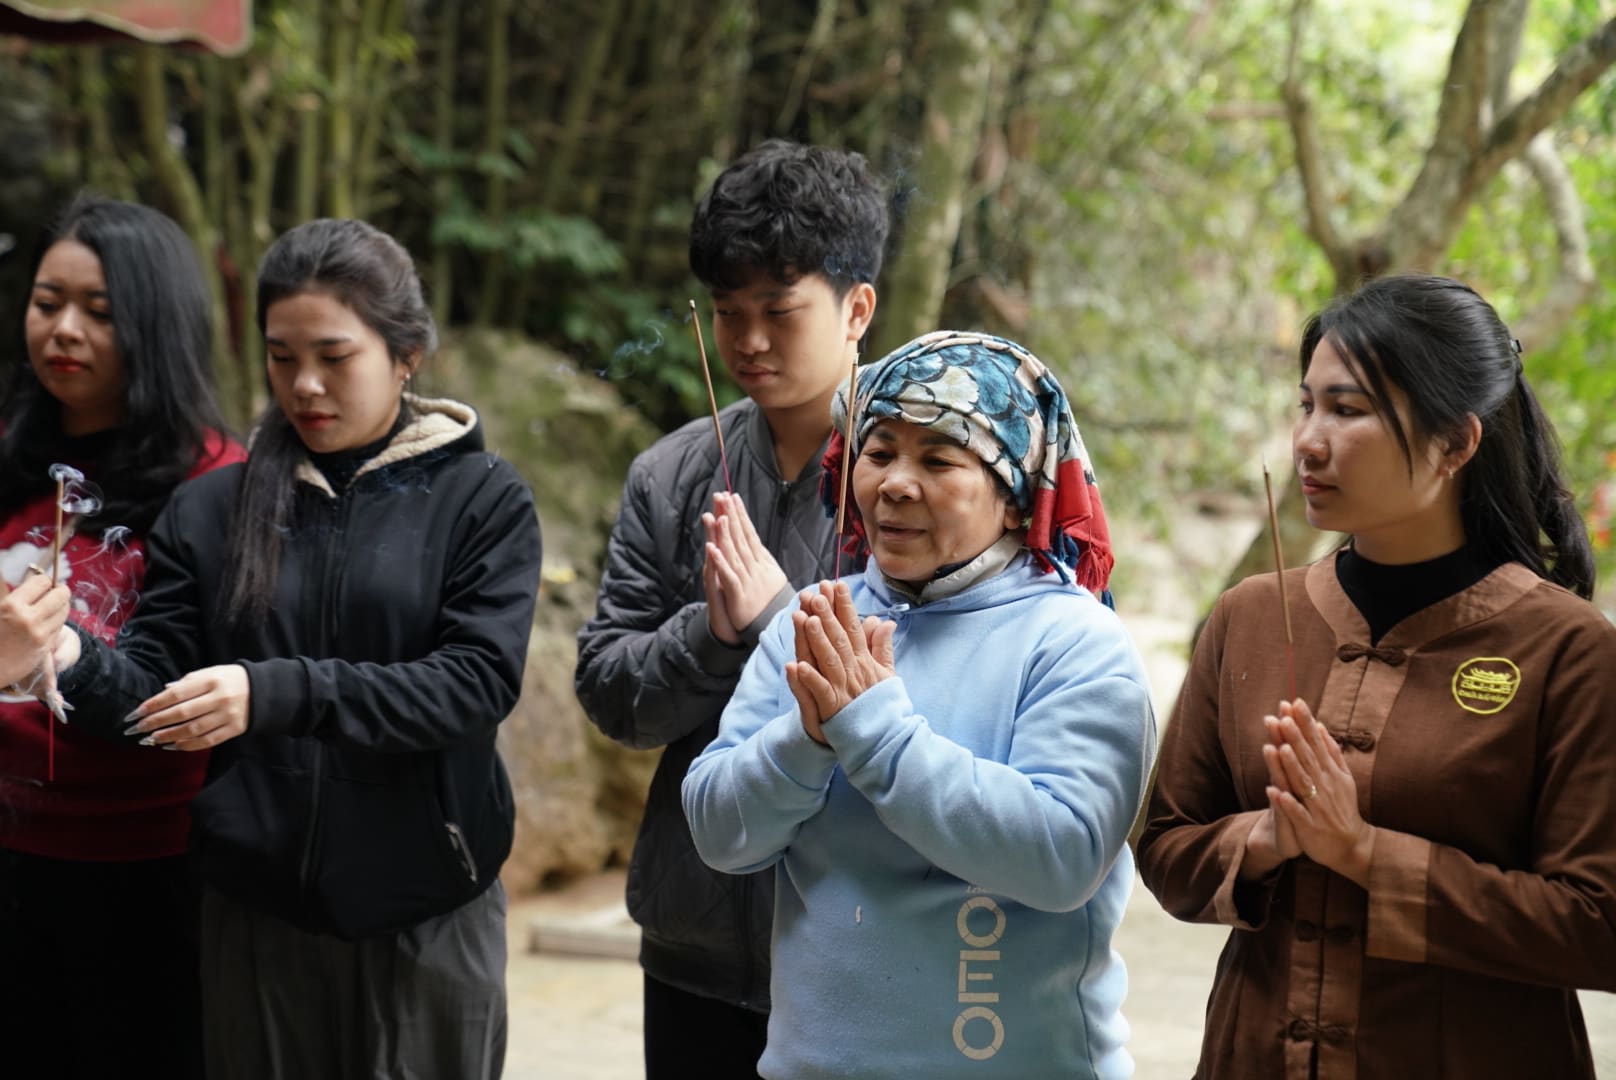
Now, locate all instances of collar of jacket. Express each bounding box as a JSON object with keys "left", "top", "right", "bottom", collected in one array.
[
  {"left": 859, "top": 547, "right": 1083, "bottom": 617},
  {"left": 734, "top": 398, "right": 827, "bottom": 485},
  {"left": 294, "top": 394, "right": 478, "bottom": 497}
]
